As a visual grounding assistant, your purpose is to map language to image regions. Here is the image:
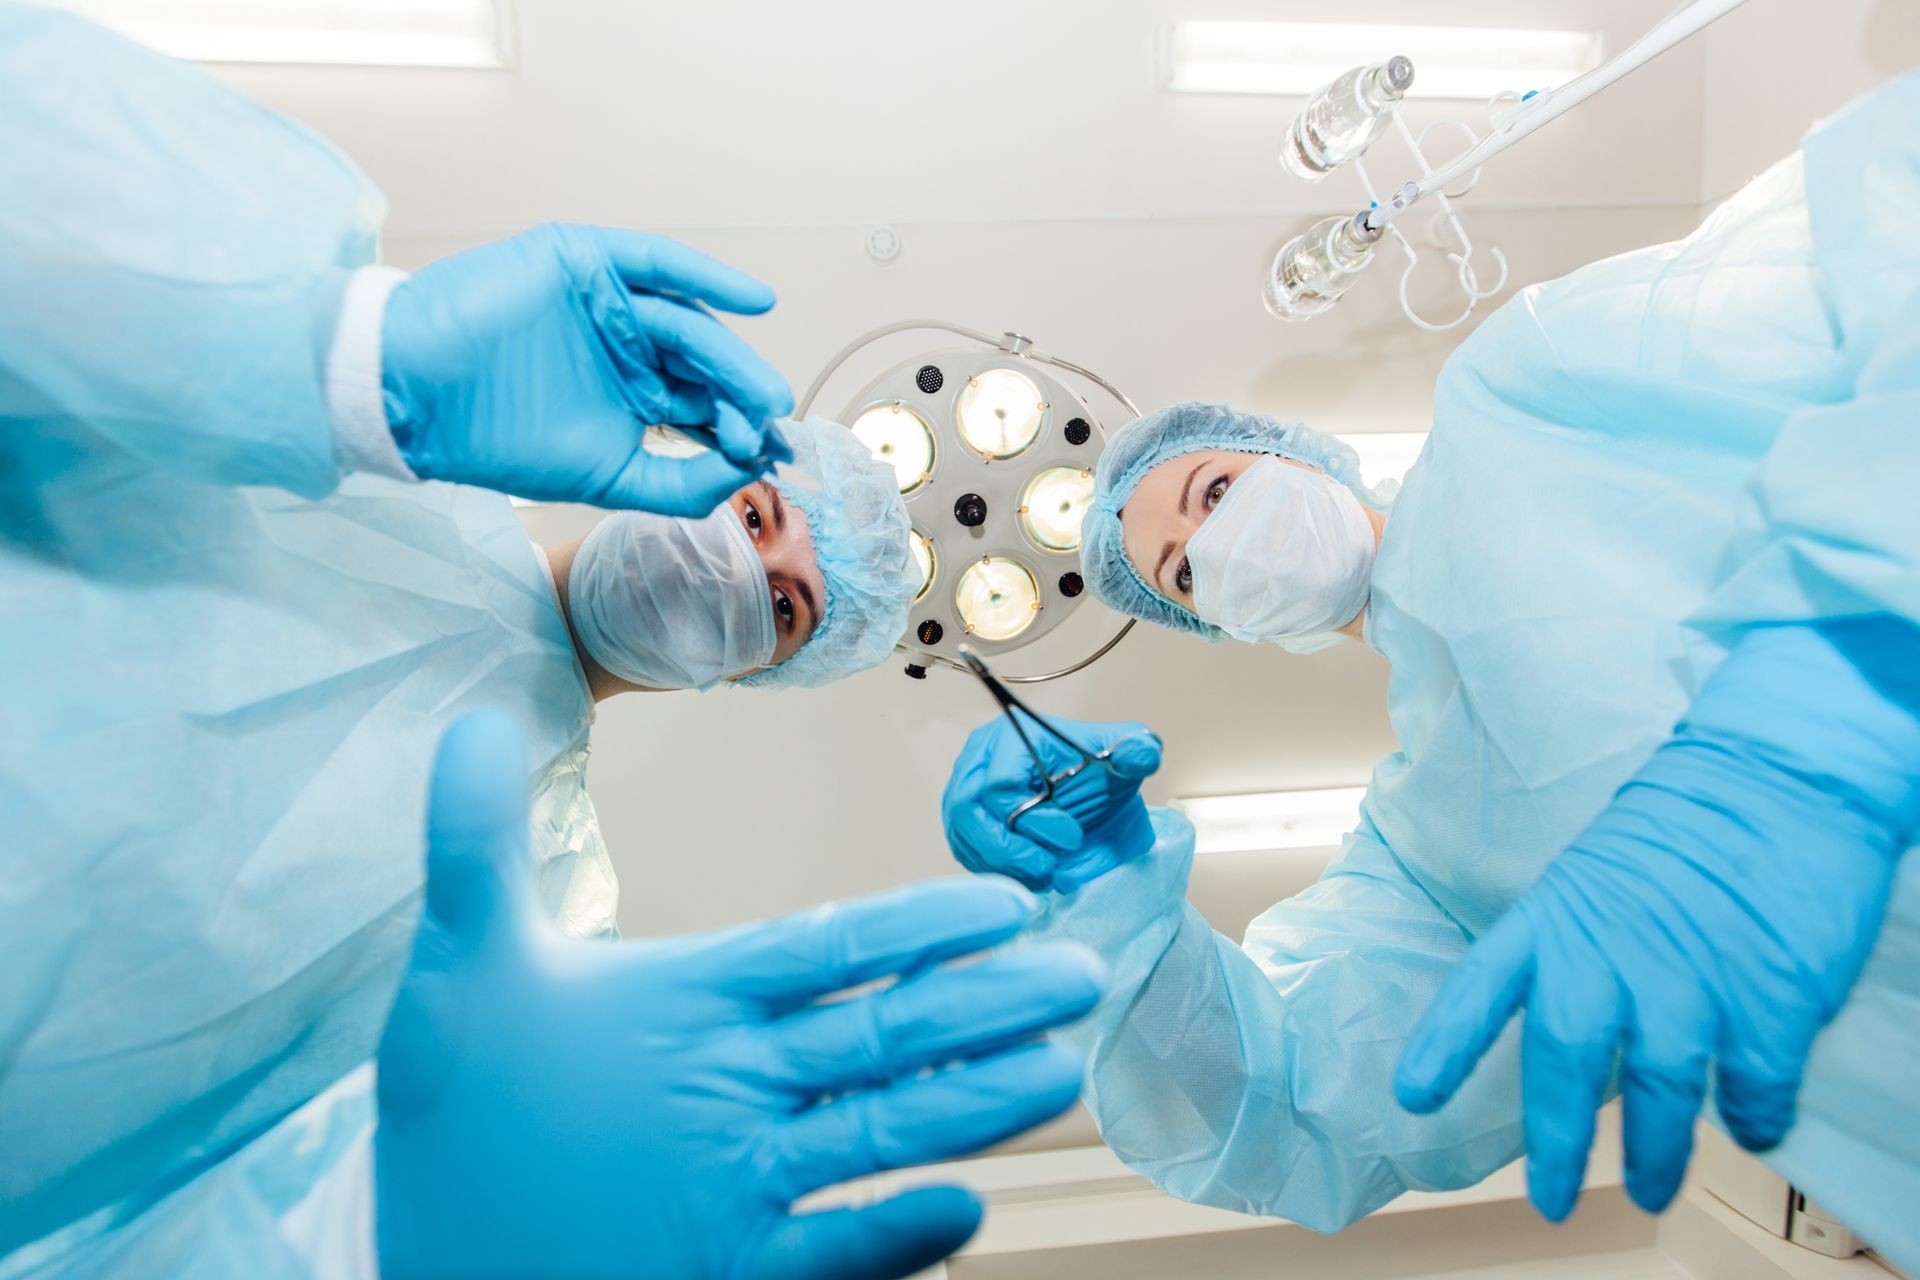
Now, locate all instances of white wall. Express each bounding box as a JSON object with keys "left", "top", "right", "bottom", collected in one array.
[
  {"left": 208, "top": 0, "right": 1867, "bottom": 935},
  {"left": 1697, "top": 0, "right": 1918, "bottom": 203}
]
